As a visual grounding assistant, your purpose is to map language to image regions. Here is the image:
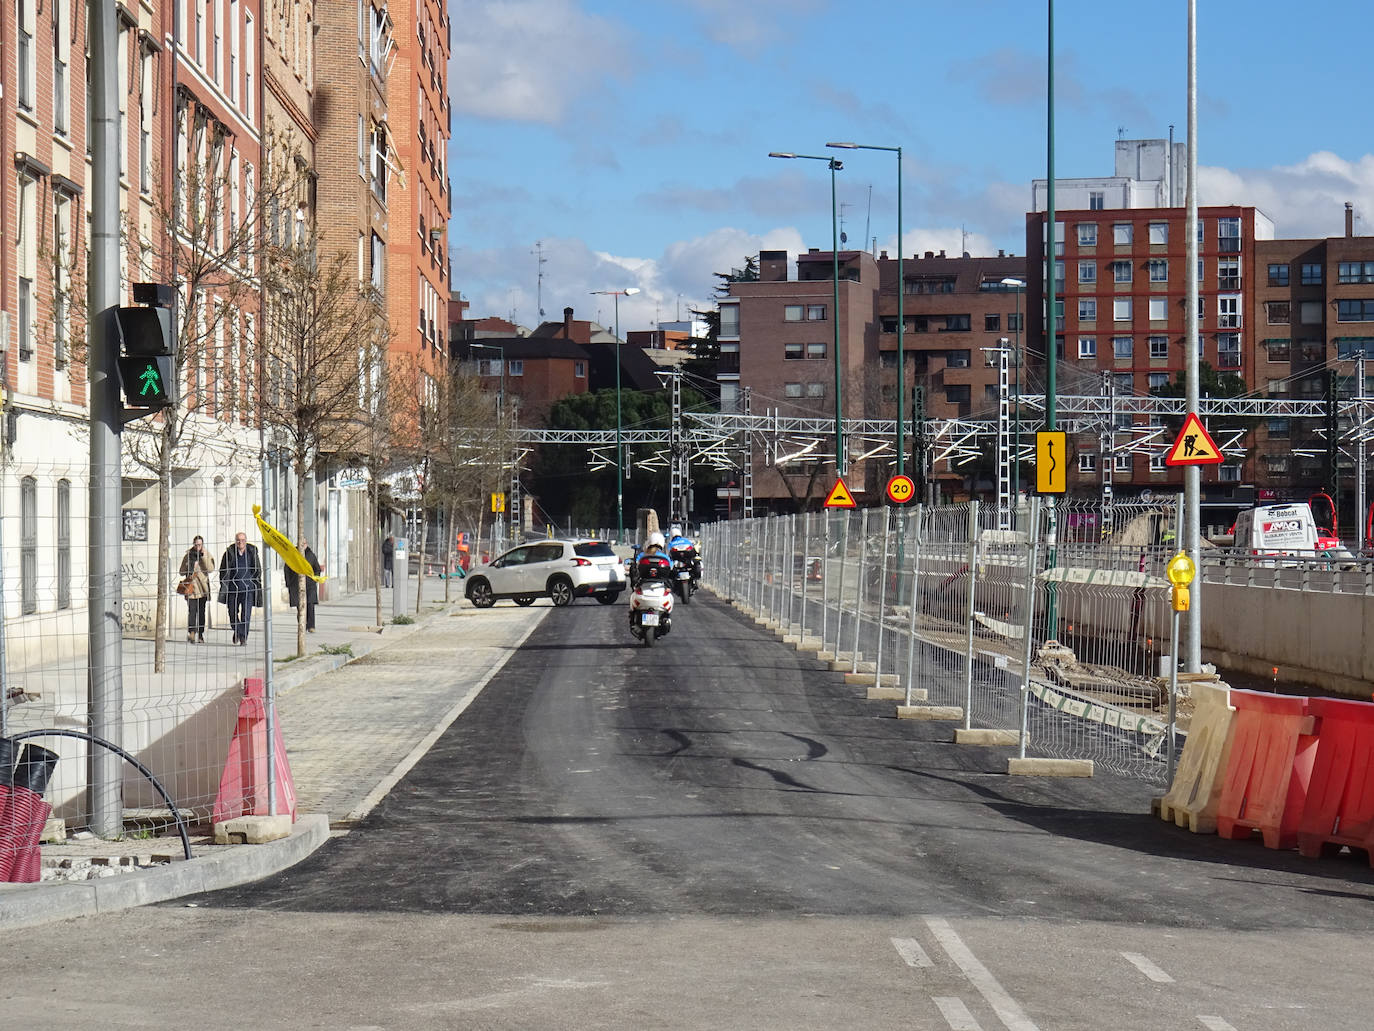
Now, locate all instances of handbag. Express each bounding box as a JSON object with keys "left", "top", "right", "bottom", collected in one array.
[{"left": 176, "top": 579, "right": 194, "bottom": 597}]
